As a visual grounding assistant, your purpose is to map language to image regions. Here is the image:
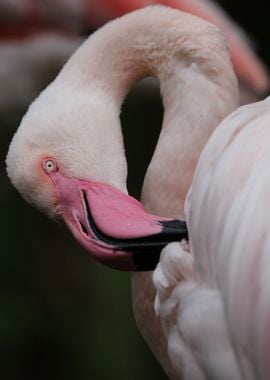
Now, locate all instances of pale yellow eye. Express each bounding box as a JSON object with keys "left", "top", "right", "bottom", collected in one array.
[{"left": 43, "top": 158, "right": 58, "bottom": 173}]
